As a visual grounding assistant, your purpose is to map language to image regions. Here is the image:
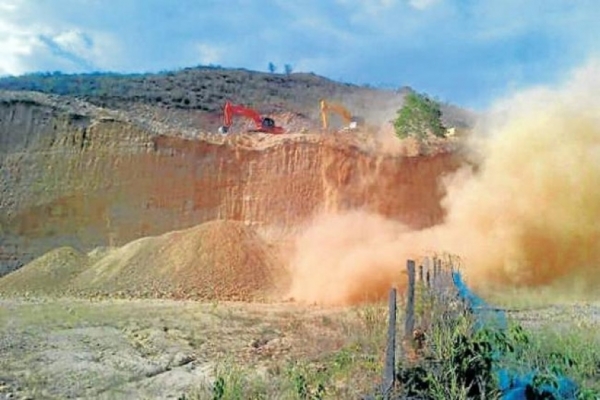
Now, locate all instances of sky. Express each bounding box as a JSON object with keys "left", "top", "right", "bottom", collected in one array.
[{"left": 1, "top": 0, "right": 599, "bottom": 110}]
